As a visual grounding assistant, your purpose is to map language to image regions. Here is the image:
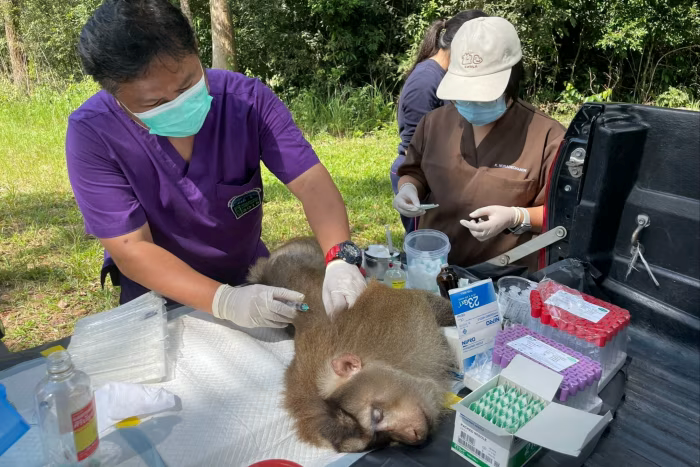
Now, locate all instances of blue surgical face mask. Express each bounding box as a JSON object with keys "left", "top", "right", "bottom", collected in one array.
[
  {"left": 126, "top": 68, "right": 213, "bottom": 138},
  {"left": 455, "top": 95, "right": 507, "bottom": 126}
]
